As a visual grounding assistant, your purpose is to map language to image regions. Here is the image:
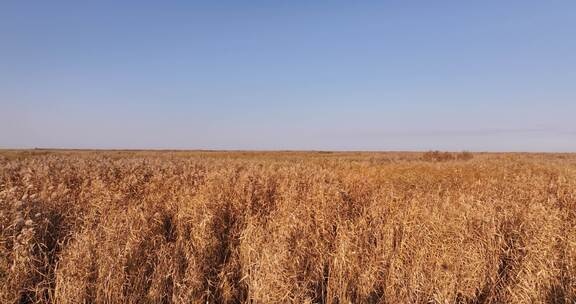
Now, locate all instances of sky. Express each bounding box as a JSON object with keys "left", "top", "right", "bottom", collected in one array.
[{"left": 1, "top": 1, "right": 576, "bottom": 151}]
